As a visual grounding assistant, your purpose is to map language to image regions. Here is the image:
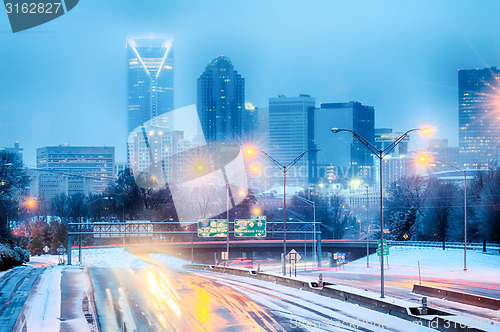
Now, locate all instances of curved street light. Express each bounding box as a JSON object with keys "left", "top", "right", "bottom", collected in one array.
[
  {"left": 331, "top": 127, "right": 430, "bottom": 298},
  {"left": 246, "top": 148, "right": 320, "bottom": 276}
]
